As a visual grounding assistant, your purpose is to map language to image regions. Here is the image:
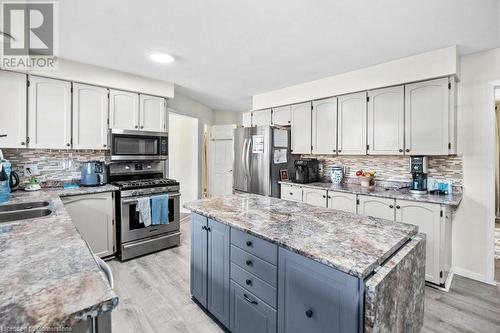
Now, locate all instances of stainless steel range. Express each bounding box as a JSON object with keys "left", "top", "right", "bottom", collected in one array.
[{"left": 109, "top": 161, "right": 180, "bottom": 261}]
